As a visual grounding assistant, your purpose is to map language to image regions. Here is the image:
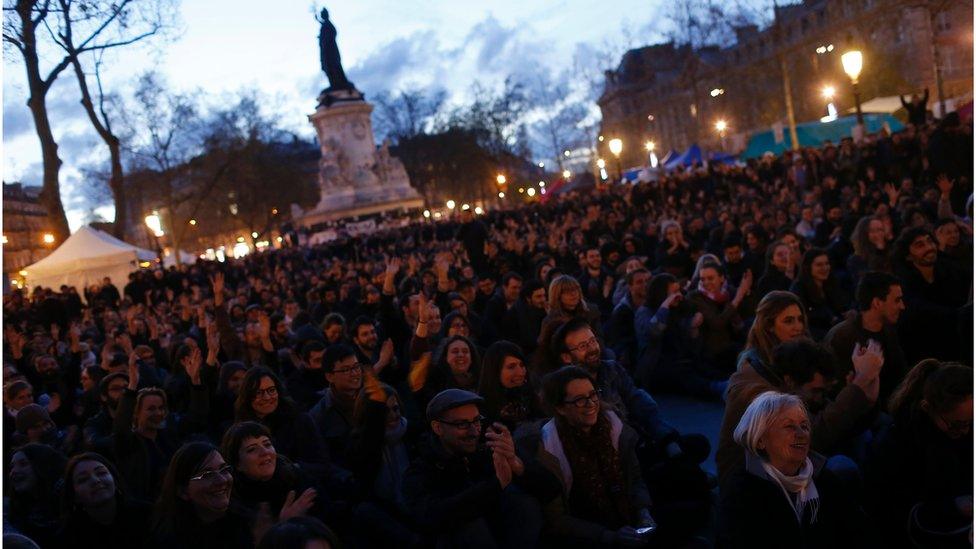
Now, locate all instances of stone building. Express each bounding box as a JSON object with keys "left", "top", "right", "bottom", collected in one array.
[
  {"left": 3, "top": 182, "right": 56, "bottom": 275},
  {"left": 597, "top": 0, "right": 974, "bottom": 168}
]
